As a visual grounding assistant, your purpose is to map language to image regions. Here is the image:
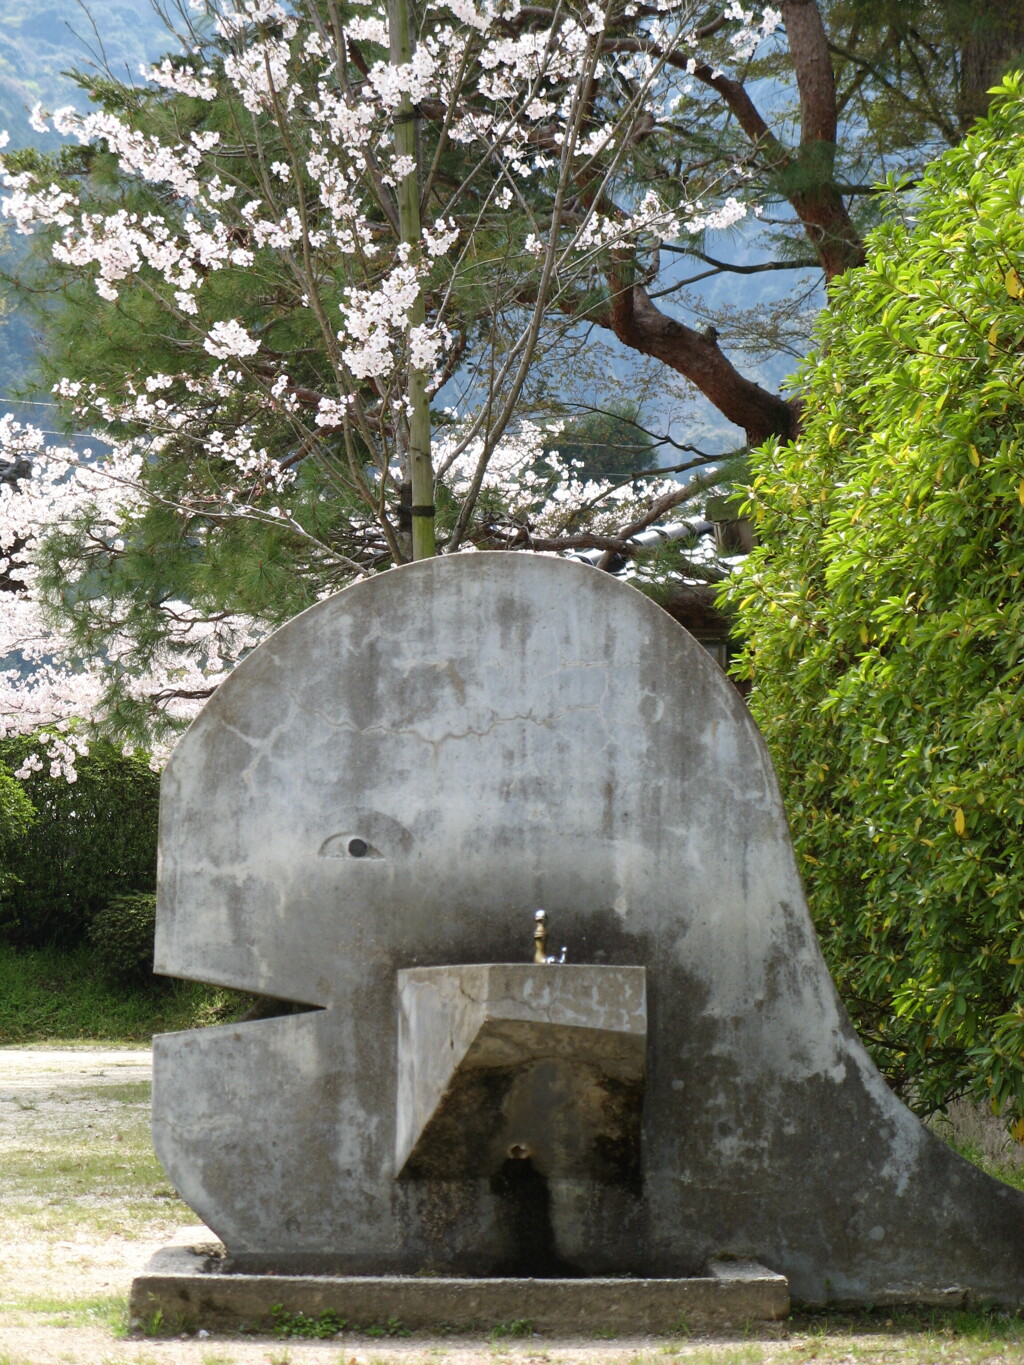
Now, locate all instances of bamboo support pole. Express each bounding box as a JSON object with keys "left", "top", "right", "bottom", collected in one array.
[{"left": 389, "top": 0, "right": 435, "bottom": 560}]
